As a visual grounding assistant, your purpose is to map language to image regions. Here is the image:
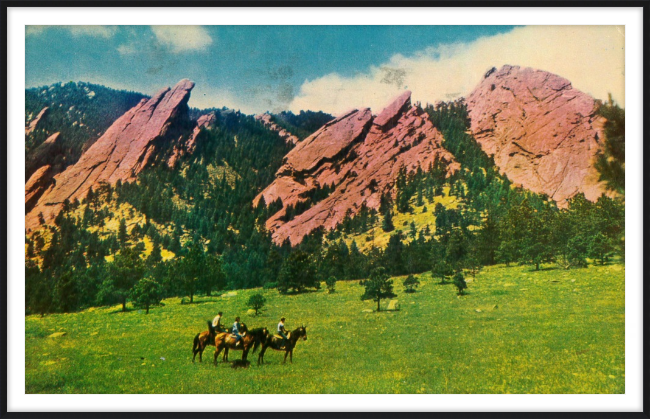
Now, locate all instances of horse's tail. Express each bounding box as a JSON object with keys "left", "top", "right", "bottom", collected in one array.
[{"left": 192, "top": 333, "right": 200, "bottom": 352}]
